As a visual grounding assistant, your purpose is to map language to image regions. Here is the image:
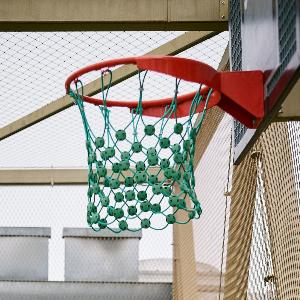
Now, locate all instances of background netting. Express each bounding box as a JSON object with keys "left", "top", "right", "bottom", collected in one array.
[
  {"left": 69, "top": 69, "right": 213, "bottom": 232},
  {"left": 0, "top": 32, "right": 228, "bottom": 293},
  {"left": 1, "top": 29, "right": 299, "bottom": 300}
]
